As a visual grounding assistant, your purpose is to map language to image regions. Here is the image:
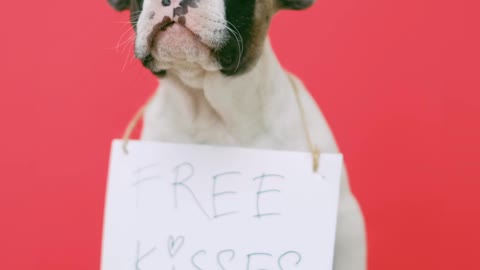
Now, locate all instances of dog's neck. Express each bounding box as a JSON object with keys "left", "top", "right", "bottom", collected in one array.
[{"left": 148, "top": 38, "right": 301, "bottom": 146}]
